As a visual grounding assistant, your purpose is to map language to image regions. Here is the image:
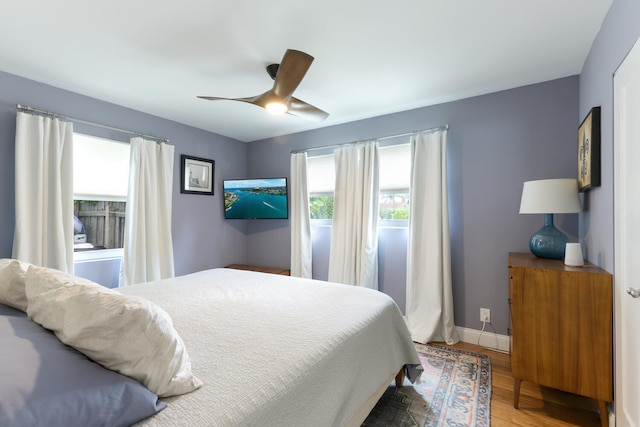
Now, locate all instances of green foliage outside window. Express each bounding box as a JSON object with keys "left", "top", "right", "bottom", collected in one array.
[
  {"left": 310, "top": 196, "right": 334, "bottom": 219},
  {"left": 379, "top": 207, "right": 409, "bottom": 220},
  {"left": 309, "top": 193, "right": 409, "bottom": 221},
  {"left": 379, "top": 193, "right": 409, "bottom": 220}
]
